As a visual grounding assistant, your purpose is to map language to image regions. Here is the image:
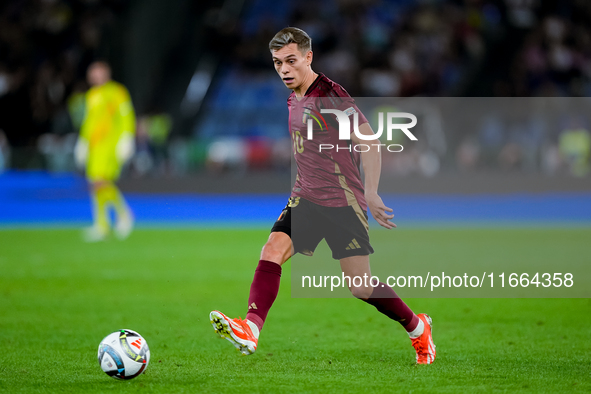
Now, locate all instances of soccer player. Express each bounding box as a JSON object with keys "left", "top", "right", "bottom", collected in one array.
[
  {"left": 74, "top": 61, "right": 136, "bottom": 242},
  {"left": 210, "top": 27, "right": 436, "bottom": 364}
]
